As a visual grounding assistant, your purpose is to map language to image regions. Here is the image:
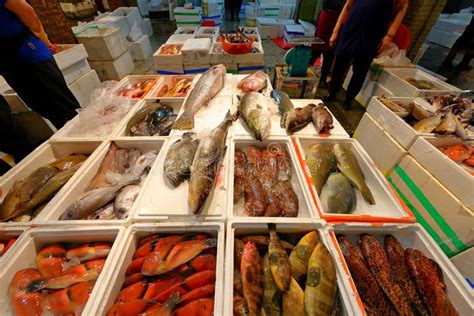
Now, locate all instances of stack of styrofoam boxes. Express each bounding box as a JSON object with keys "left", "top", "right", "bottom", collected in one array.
[
  {"left": 174, "top": 6, "right": 202, "bottom": 28},
  {"left": 257, "top": 16, "right": 296, "bottom": 38},
  {"left": 76, "top": 27, "right": 134, "bottom": 81},
  {"left": 202, "top": 0, "right": 223, "bottom": 27},
  {"left": 181, "top": 38, "right": 212, "bottom": 74},
  {"left": 427, "top": 13, "right": 471, "bottom": 48},
  {"left": 54, "top": 44, "right": 101, "bottom": 108}
]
